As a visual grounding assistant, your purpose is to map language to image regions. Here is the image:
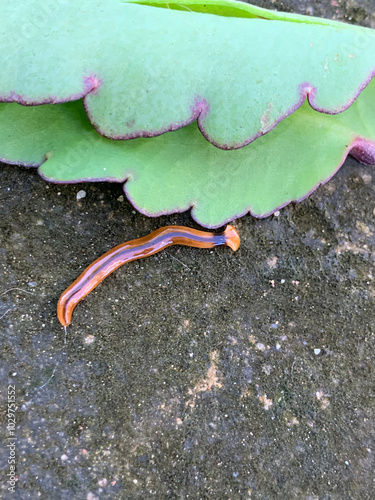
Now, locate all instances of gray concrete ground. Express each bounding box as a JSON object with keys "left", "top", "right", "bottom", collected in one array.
[{"left": 1, "top": 1, "right": 375, "bottom": 498}]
